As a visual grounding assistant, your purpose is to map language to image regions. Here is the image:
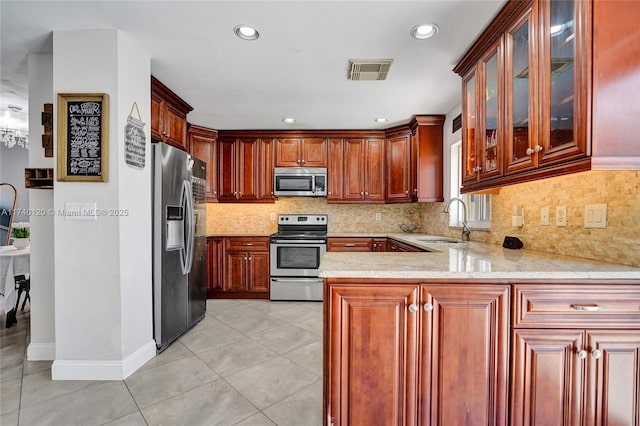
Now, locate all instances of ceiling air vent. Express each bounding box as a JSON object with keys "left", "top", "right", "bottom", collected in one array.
[{"left": 348, "top": 59, "right": 394, "bottom": 81}]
